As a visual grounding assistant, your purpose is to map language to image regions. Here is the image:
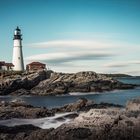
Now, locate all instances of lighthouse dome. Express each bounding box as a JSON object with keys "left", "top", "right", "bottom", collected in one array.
[{"left": 14, "top": 26, "right": 21, "bottom": 35}]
